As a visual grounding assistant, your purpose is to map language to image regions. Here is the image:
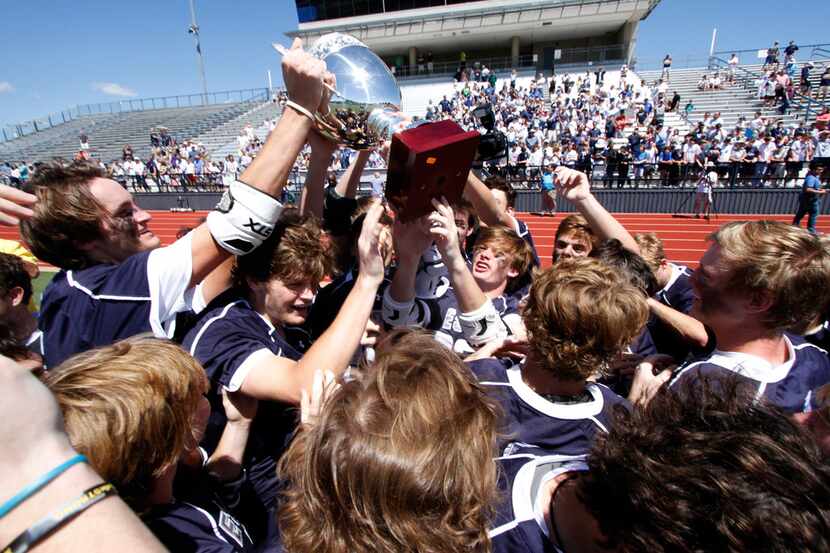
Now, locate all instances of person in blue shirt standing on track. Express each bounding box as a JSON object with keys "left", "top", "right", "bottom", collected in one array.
[{"left": 793, "top": 162, "right": 826, "bottom": 234}]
